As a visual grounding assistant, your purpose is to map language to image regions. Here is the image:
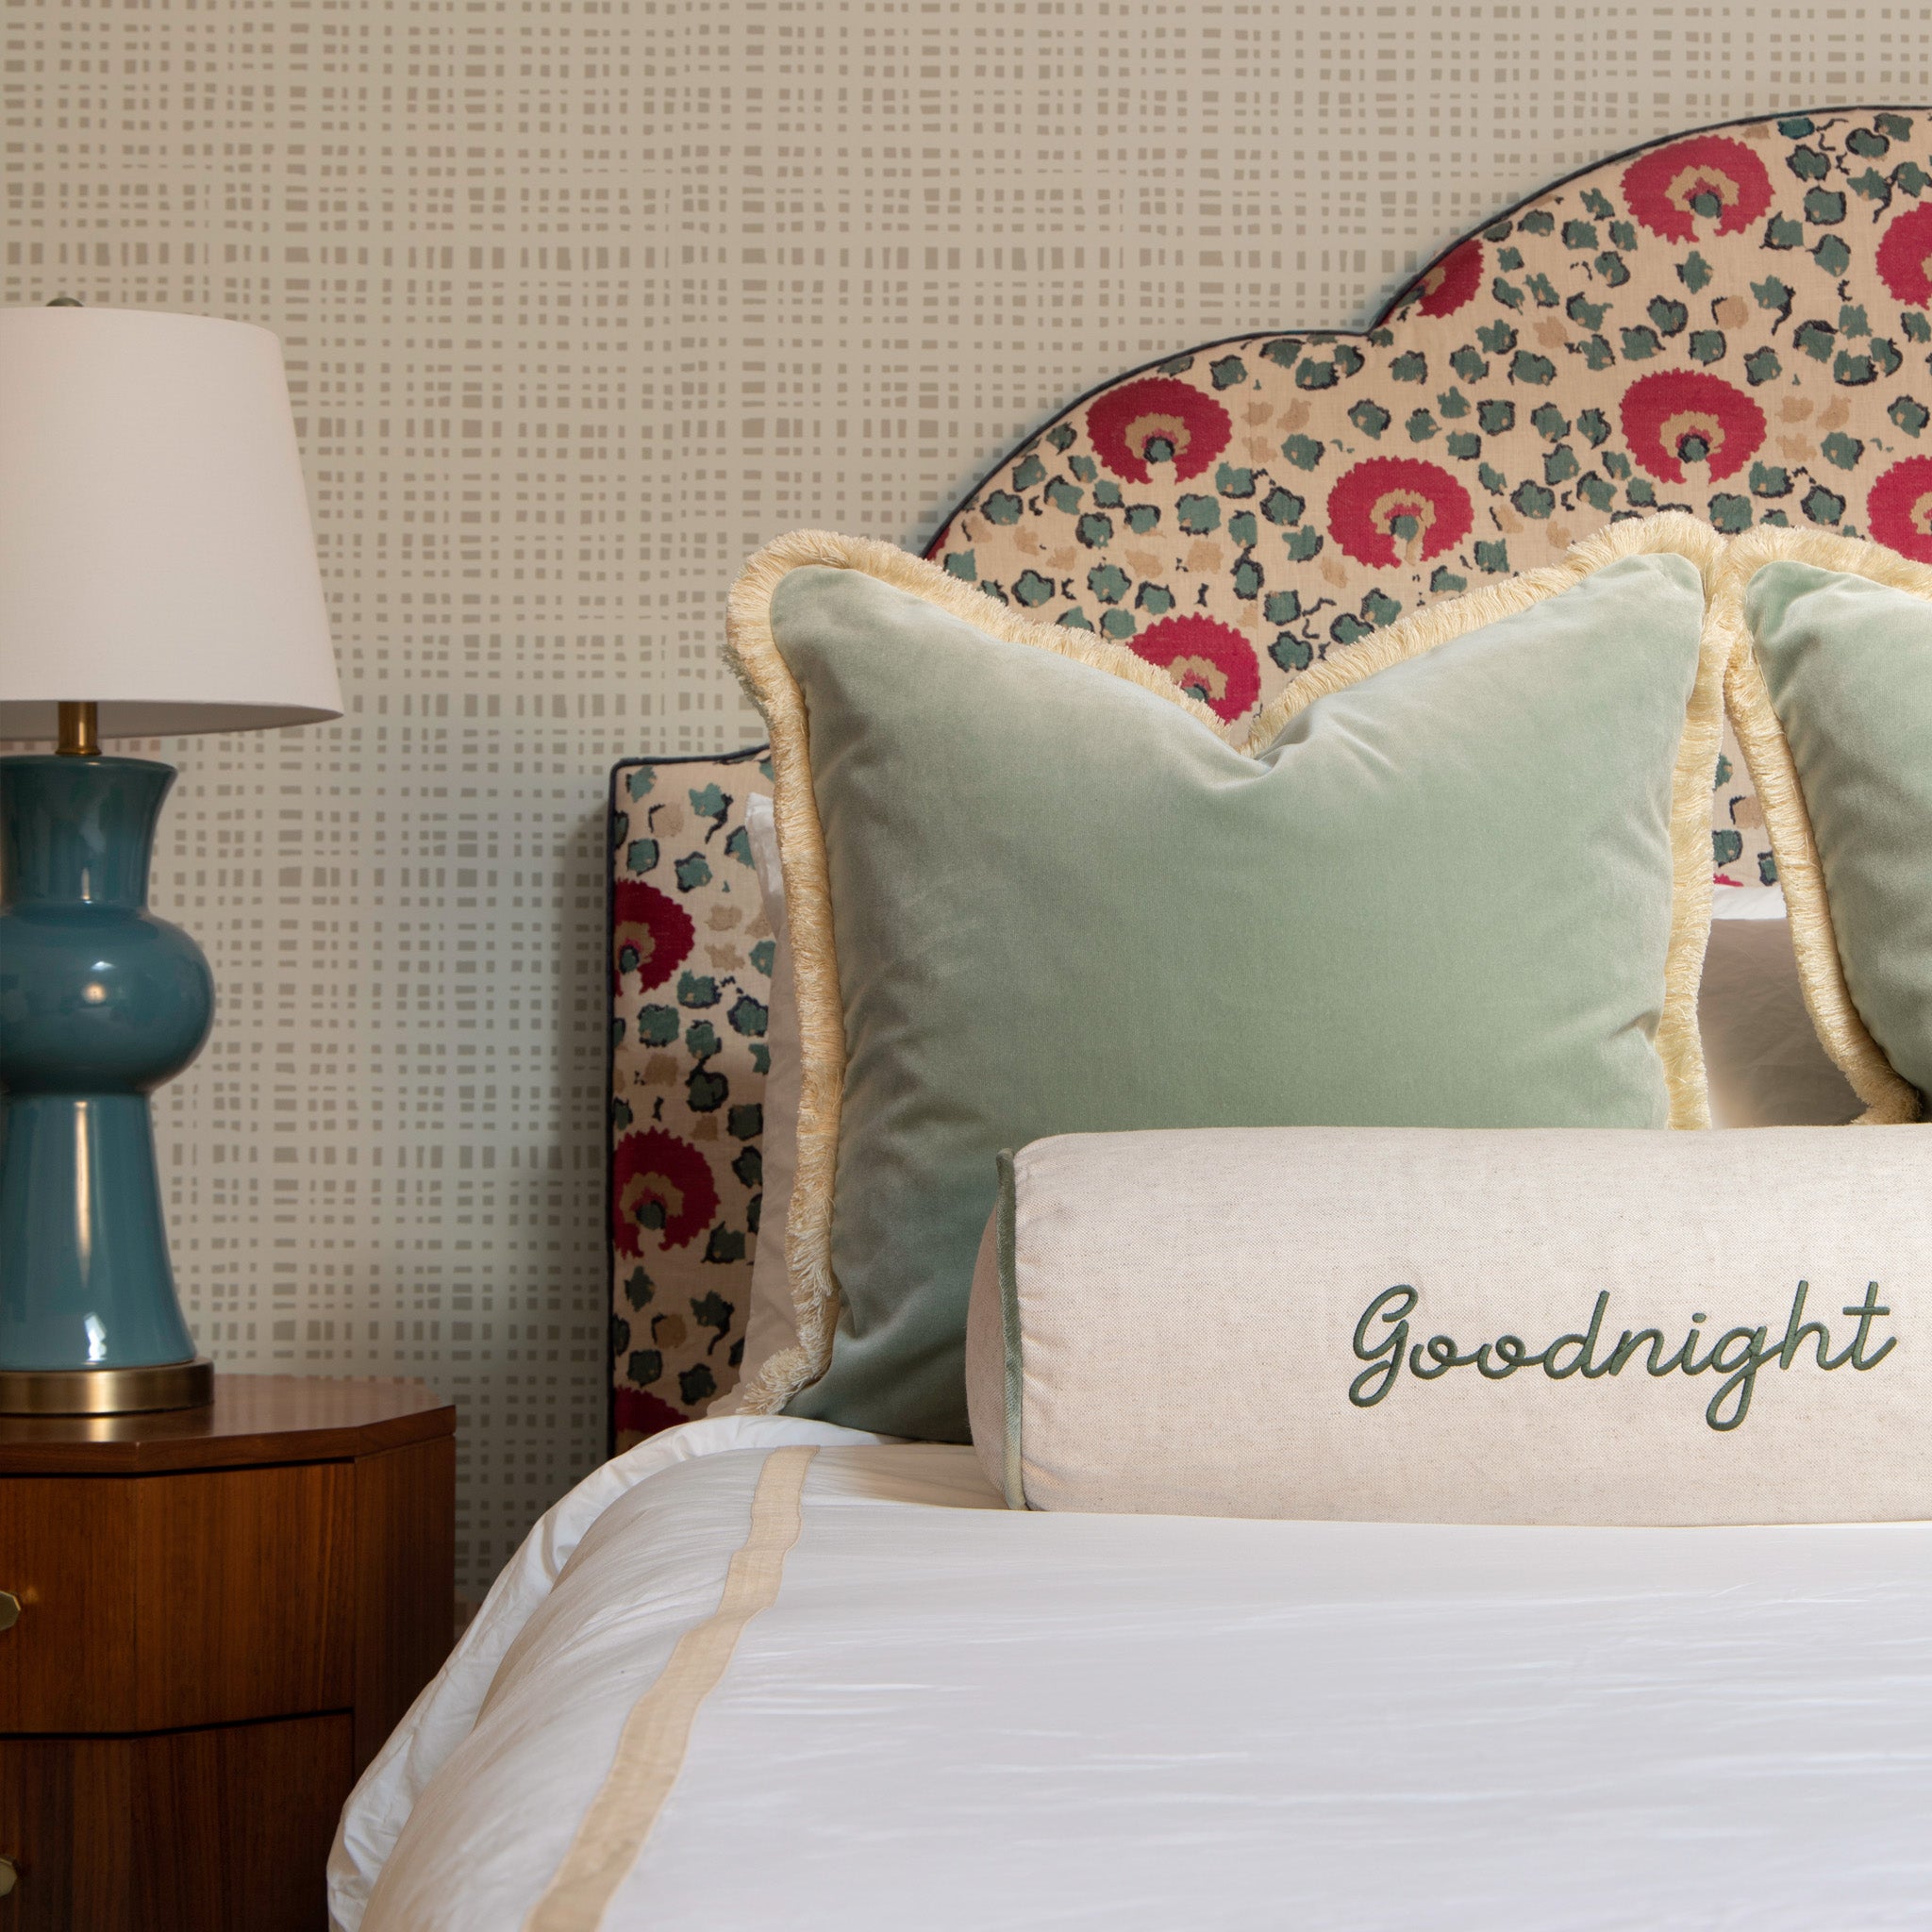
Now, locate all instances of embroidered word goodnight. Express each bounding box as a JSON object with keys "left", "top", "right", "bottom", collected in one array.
[{"left": 1348, "top": 1283, "right": 1897, "bottom": 1431}]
